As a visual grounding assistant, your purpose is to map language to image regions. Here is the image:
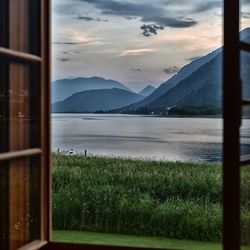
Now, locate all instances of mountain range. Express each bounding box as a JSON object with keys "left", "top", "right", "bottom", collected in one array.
[
  {"left": 52, "top": 28, "right": 250, "bottom": 114},
  {"left": 118, "top": 28, "right": 250, "bottom": 113},
  {"left": 138, "top": 85, "right": 156, "bottom": 97},
  {"left": 52, "top": 88, "right": 144, "bottom": 113},
  {"left": 121, "top": 48, "right": 222, "bottom": 112},
  {"left": 52, "top": 77, "right": 131, "bottom": 103}
]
